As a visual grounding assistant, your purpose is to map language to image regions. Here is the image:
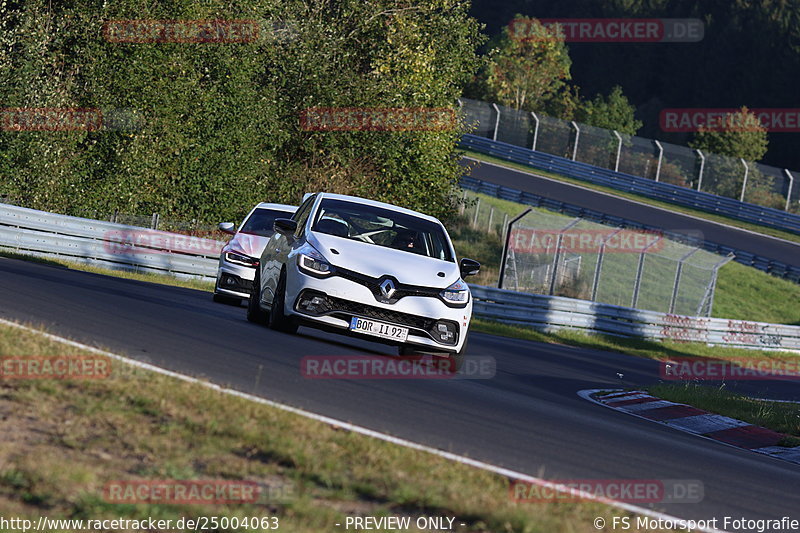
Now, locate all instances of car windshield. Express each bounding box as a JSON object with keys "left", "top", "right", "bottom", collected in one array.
[
  {"left": 311, "top": 198, "right": 454, "bottom": 262},
  {"left": 239, "top": 208, "right": 294, "bottom": 237}
]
